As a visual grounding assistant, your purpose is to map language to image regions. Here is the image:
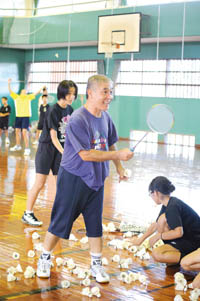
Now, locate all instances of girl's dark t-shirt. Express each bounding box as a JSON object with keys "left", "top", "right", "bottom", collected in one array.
[
  {"left": 39, "top": 103, "right": 73, "bottom": 147},
  {"left": 157, "top": 196, "right": 200, "bottom": 243}
]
